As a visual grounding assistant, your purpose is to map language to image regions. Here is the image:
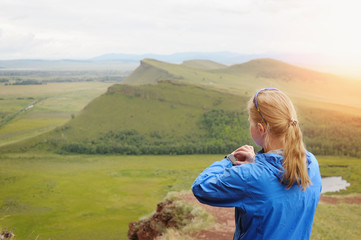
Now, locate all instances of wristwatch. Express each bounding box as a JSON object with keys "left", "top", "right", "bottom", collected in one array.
[{"left": 225, "top": 154, "right": 237, "bottom": 164}]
